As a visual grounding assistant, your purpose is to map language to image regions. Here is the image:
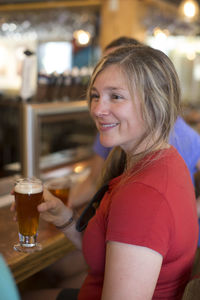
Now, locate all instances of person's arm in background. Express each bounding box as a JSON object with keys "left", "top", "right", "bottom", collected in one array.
[
  {"left": 185, "top": 126, "right": 200, "bottom": 218},
  {"left": 68, "top": 134, "right": 112, "bottom": 208},
  {"left": 169, "top": 116, "right": 200, "bottom": 217},
  {"left": 172, "top": 117, "right": 200, "bottom": 218},
  {"left": 170, "top": 117, "right": 200, "bottom": 182}
]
